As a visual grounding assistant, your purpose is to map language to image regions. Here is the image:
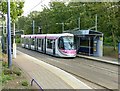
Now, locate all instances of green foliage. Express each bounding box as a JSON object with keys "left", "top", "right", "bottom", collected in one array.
[
  {"left": 104, "top": 37, "right": 113, "bottom": 46},
  {"left": 3, "top": 68, "right": 21, "bottom": 76},
  {"left": 1, "top": 60, "right": 22, "bottom": 85},
  {"left": 103, "top": 46, "right": 118, "bottom": 58},
  {"left": 0, "top": 1, "right": 24, "bottom": 22},
  {"left": 16, "top": 37, "right": 21, "bottom": 43},
  {"left": 13, "top": 69, "right": 21, "bottom": 76},
  {"left": 2, "top": 73, "right": 12, "bottom": 83},
  {"left": 2, "top": 61, "right": 8, "bottom": 68},
  {"left": 3, "top": 68, "right": 13, "bottom": 75},
  {"left": 16, "top": 2, "right": 119, "bottom": 48},
  {"left": 21, "top": 80, "right": 28, "bottom": 86}
]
